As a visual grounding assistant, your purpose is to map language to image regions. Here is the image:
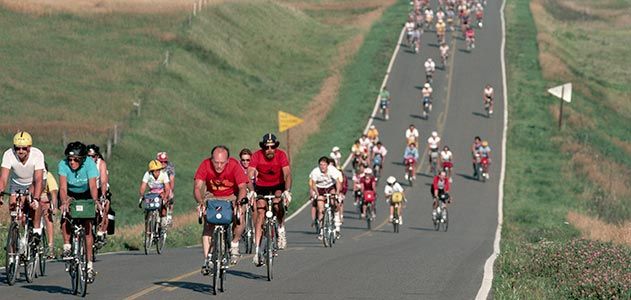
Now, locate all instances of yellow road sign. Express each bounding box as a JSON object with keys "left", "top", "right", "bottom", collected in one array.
[{"left": 278, "top": 111, "right": 304, "bottom": 132}]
